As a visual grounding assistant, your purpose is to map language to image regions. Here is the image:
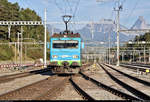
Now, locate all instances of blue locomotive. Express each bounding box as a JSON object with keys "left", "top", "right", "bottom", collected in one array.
[{"left": 49, "top": 15, "right": 84, "bottom": 74}]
